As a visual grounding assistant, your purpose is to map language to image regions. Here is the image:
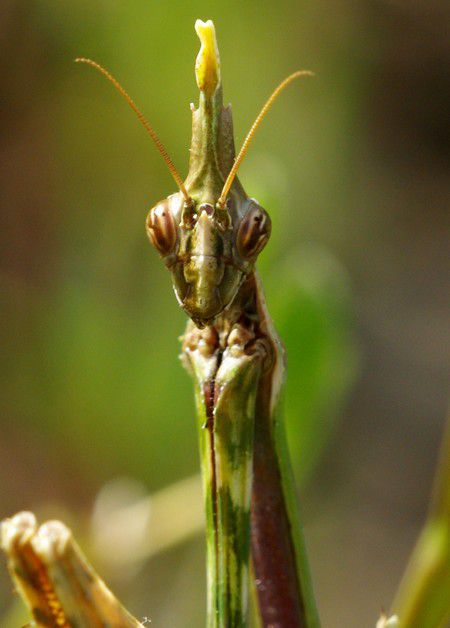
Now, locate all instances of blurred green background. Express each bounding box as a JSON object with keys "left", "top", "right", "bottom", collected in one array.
[{"left": 1, "top": 2, "right": 449, "bottom": 626}]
